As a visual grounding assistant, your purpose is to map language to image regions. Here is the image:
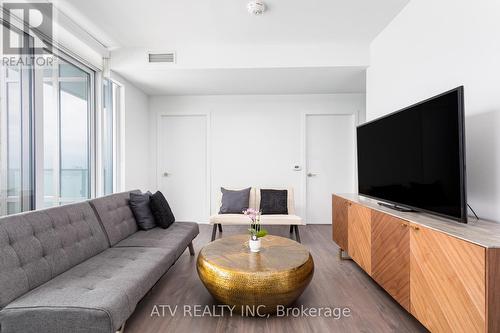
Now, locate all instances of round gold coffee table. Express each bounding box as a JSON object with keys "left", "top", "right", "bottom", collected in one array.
[{"left": 196, "top": 234, "right": 314, "bottom": 314}]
